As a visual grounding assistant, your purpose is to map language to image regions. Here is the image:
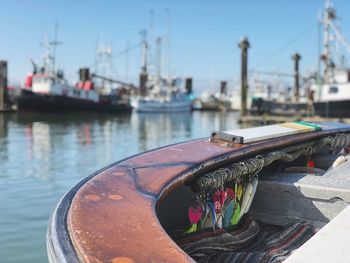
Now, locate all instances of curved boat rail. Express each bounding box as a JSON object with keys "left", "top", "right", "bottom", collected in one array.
[{"left": 47, "top": 122, "right": 350, "bottom": 263}]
